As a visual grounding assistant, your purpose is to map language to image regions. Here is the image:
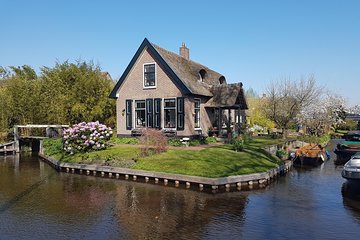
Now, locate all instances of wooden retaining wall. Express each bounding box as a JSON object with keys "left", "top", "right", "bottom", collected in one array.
[
  {"left": 38, "top": 153, "right": 292, "bottom": 193},
  {"left": 0, "top": 141, "right": 16, "bottom": 155}
]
